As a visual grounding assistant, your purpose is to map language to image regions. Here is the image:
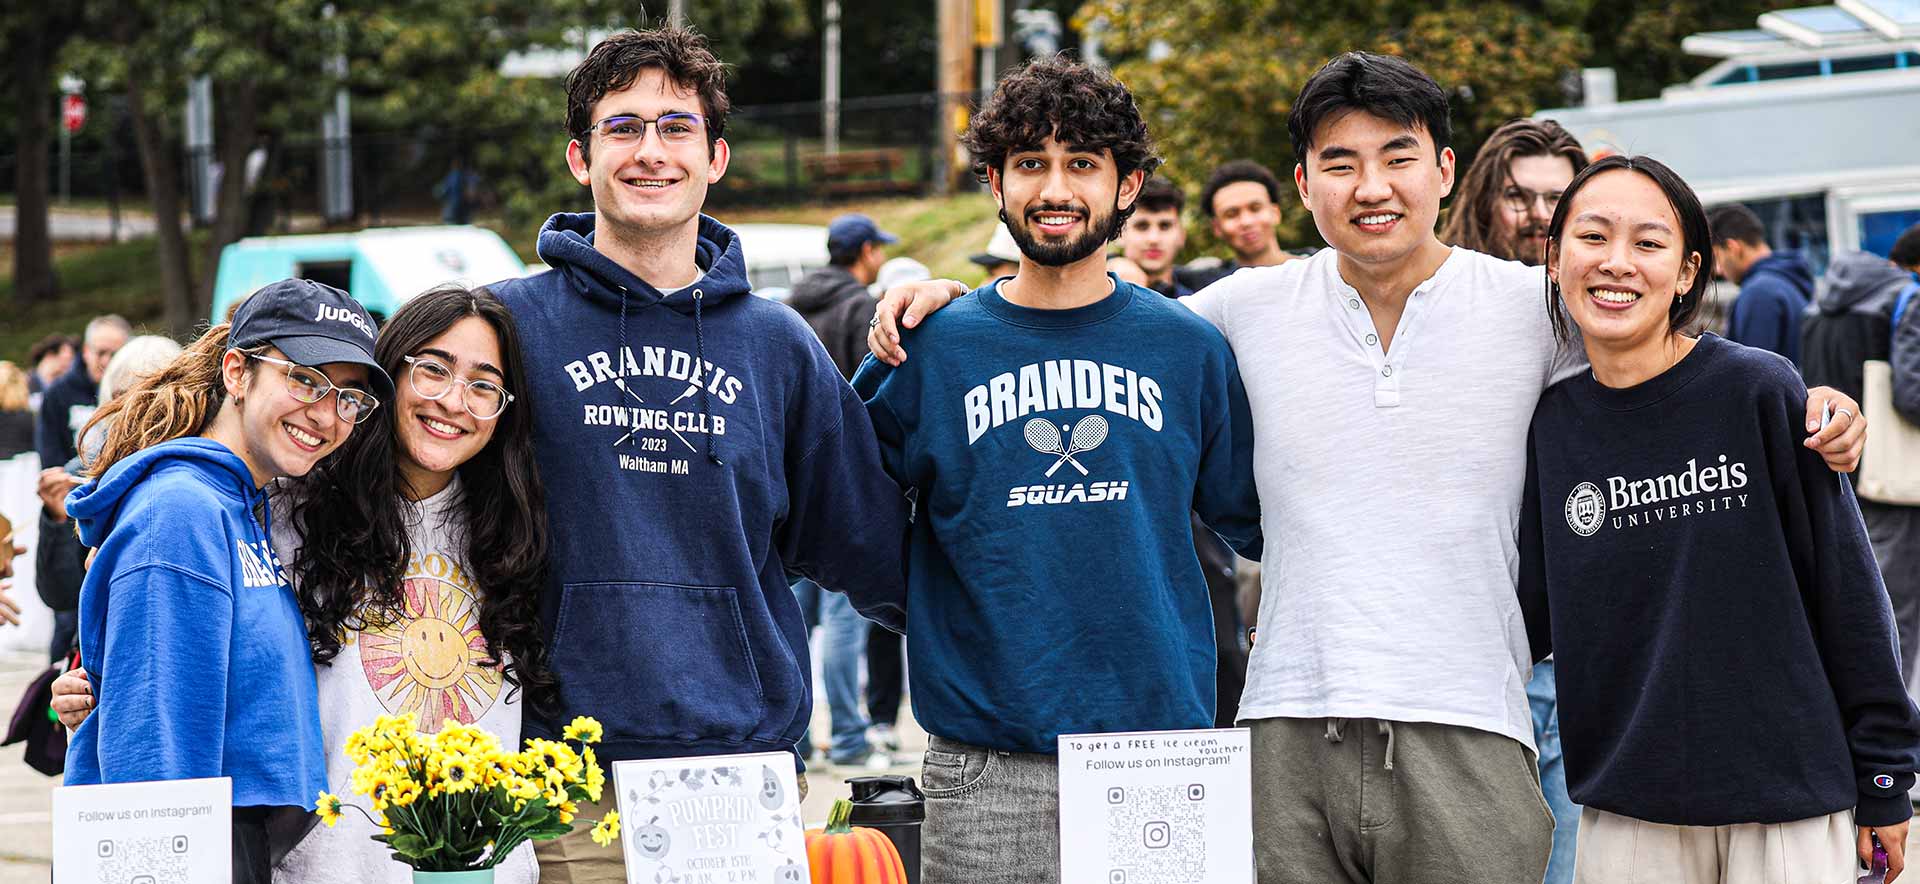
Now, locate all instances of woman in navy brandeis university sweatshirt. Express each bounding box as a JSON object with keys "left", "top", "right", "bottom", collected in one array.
[
  {"left": 1519, "top": 155, "right": 1920, "bottom": 884},
  {"left": 63, "top": 279, "right": 393, "bottom": 884}
]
